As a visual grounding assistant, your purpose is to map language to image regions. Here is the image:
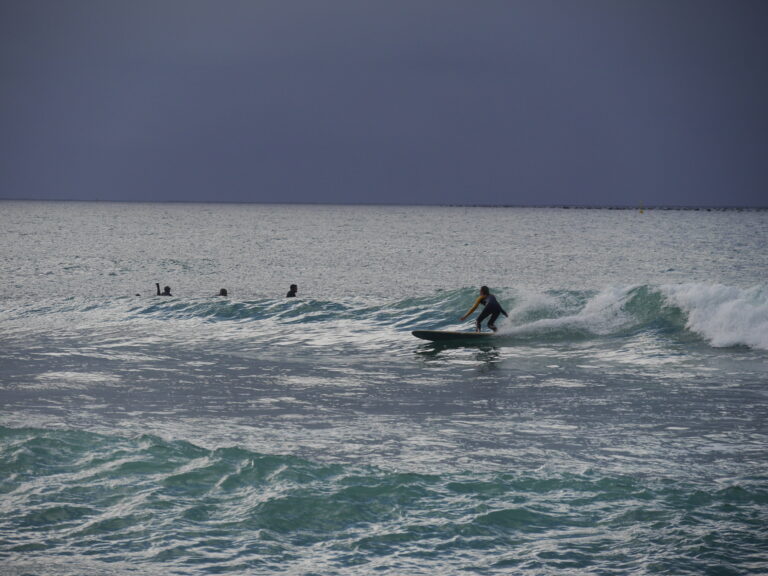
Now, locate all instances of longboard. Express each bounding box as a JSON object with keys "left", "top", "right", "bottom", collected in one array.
[{"left": 411, "top": 330, "right": 496, "bottom": 342}]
